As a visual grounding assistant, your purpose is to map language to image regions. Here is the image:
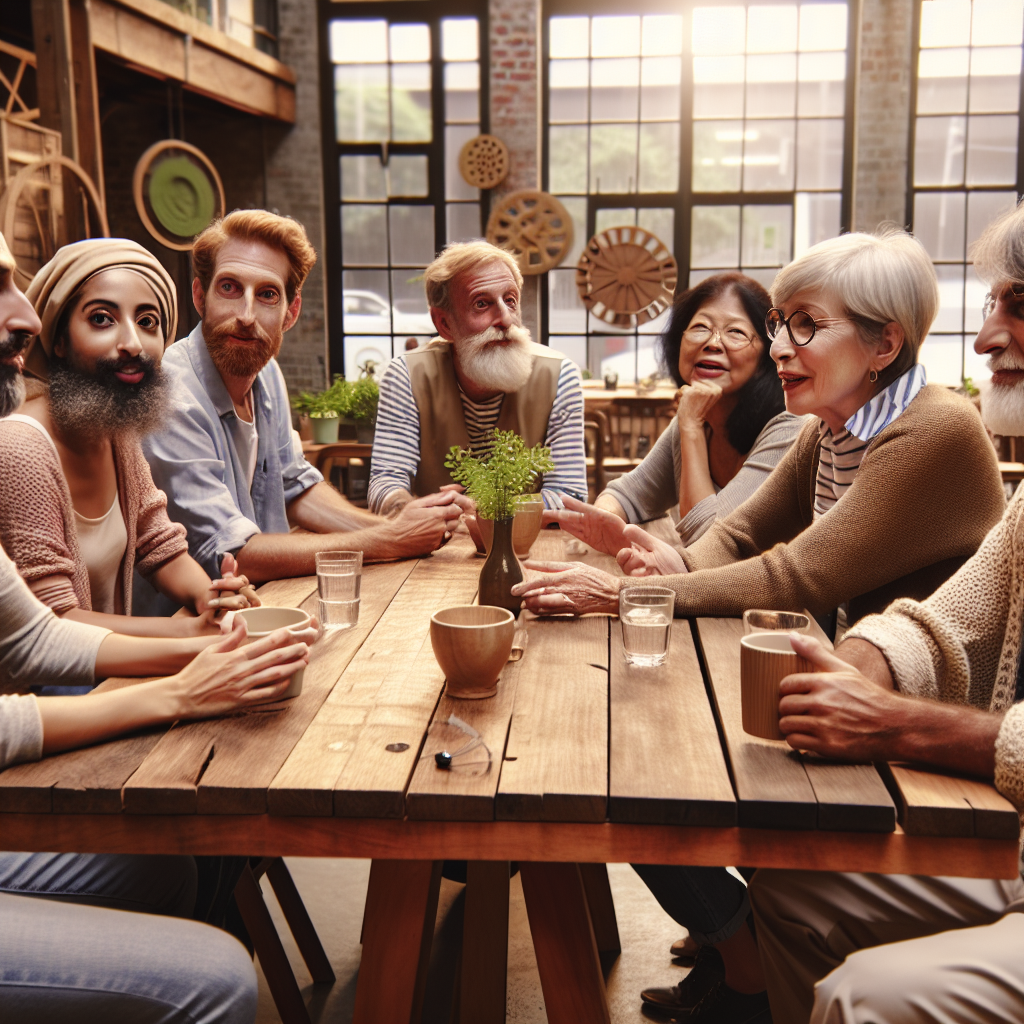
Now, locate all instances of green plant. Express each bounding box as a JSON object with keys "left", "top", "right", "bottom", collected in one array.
[
  {"left": 346, "top": 376, "right": 380, "bottom": 424},
  {"left": 445, "top": 429, "right": 554, "bottom": 520},
  {"left": 961, "top": 376, "right": 980, "bottom": 398},
  {"left": 291, "top": 376, "right": 349, "bottom": 418}
]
